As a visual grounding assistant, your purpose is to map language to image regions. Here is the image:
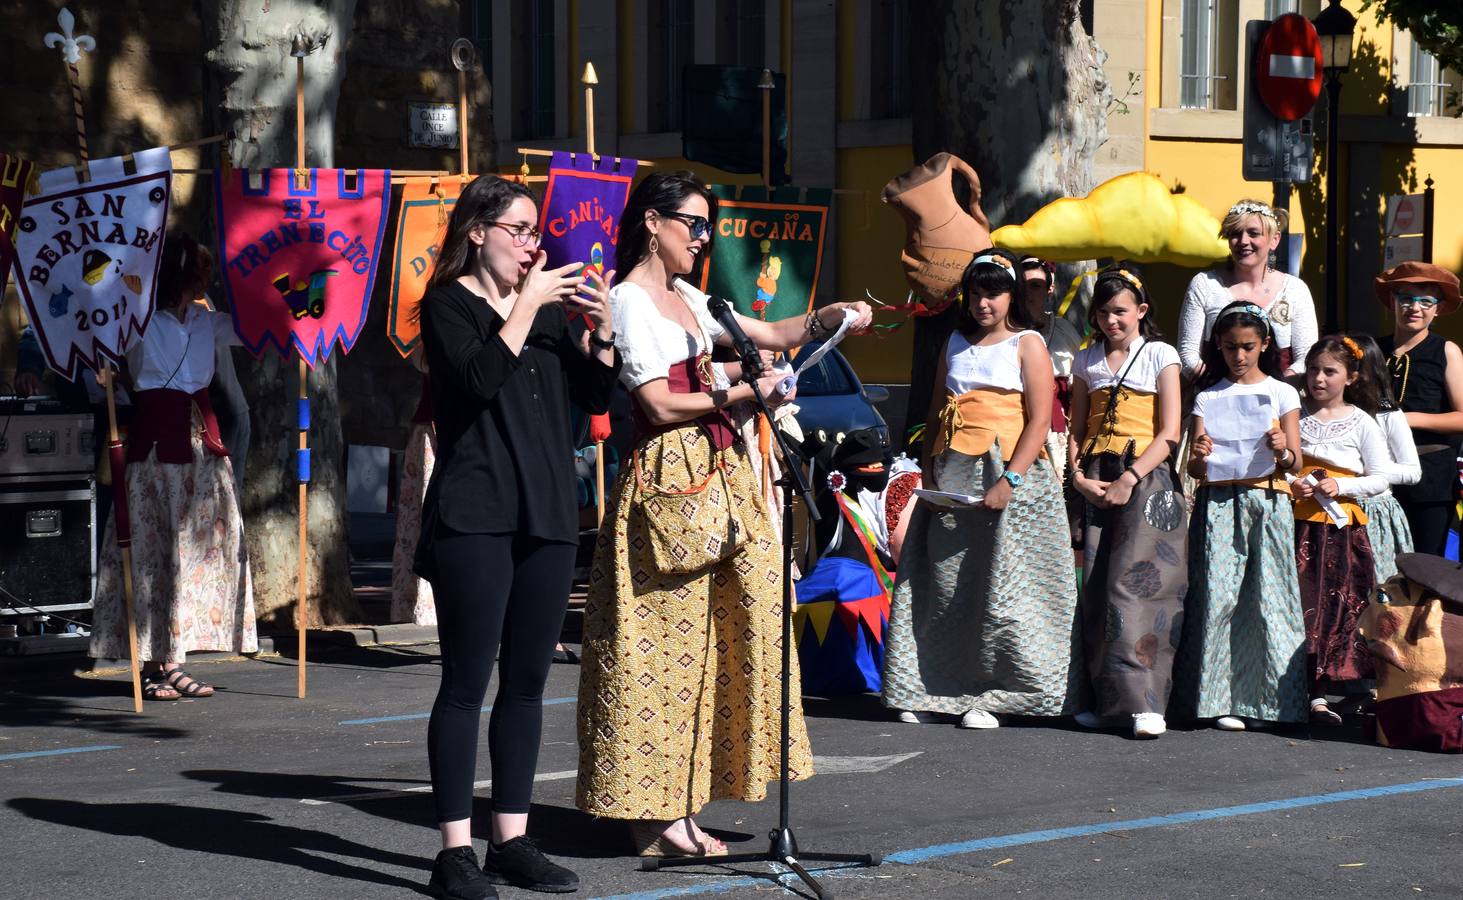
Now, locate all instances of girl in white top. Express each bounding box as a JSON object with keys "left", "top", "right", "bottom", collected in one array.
[
  {"left": 1348, "top": 334, "right": 1420, "bottom": 580},
  {"left": 1176, "top": 301, "right": 1308, "bottom": 730},
  {"left": 1177, "top": 200, "right": 1318, "bottom": 379},
  {"left": 1291, "top": 337, "right": 1394, "bottom": 725},
  {"left": 1067, "top": 266, "right": 1185, "bottom": 740},
  {"left": 882, "top": 249, "right": 1077, "bottom": 730},
  {"left": 89, "top": 234, "right": 256, "bottom": 700}
]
